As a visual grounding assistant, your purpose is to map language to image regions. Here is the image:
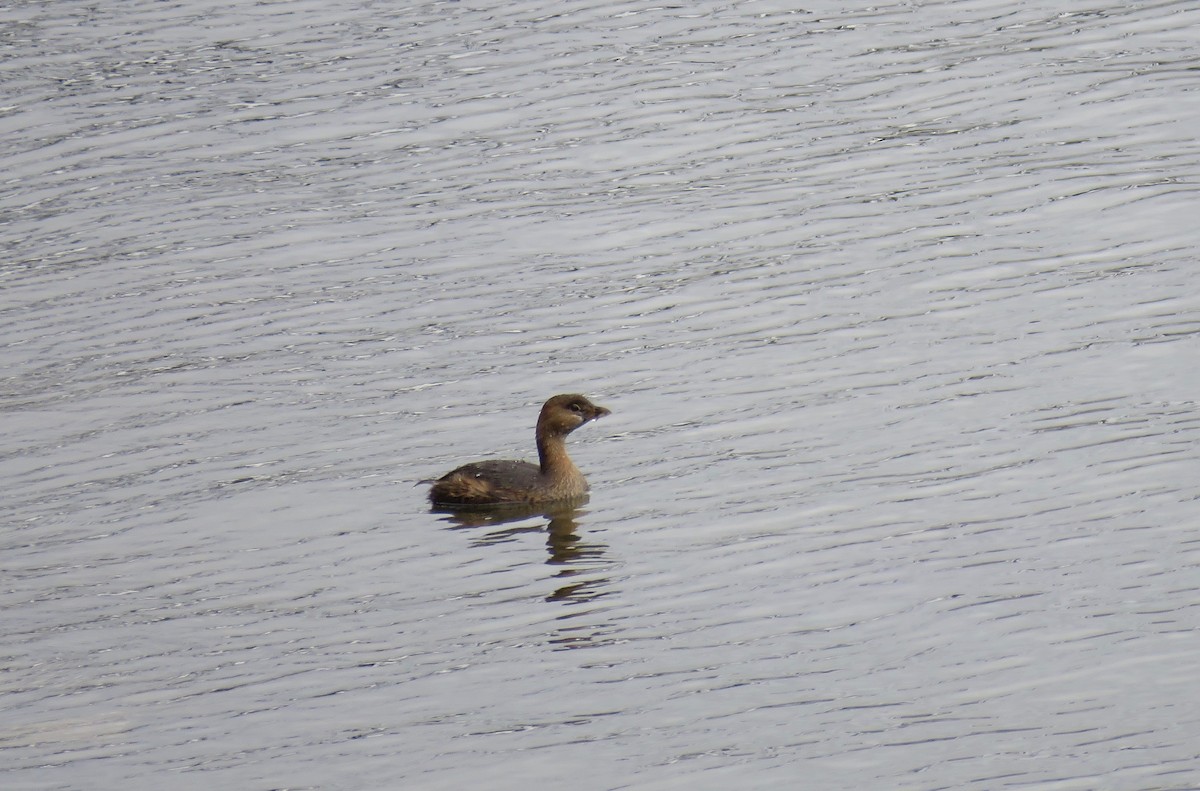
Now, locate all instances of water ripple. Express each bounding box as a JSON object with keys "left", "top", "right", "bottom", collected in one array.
[{"left": 3, "top": 0, "right": 1200, "bottom": 789}]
